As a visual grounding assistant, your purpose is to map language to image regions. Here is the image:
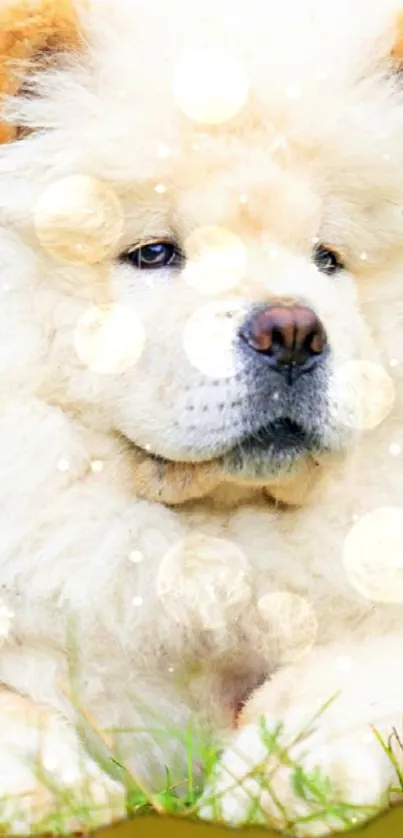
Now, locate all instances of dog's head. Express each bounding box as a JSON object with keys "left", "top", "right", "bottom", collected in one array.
[{"left": 1, "top": 0, "right": 403, "bottom": 504}]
